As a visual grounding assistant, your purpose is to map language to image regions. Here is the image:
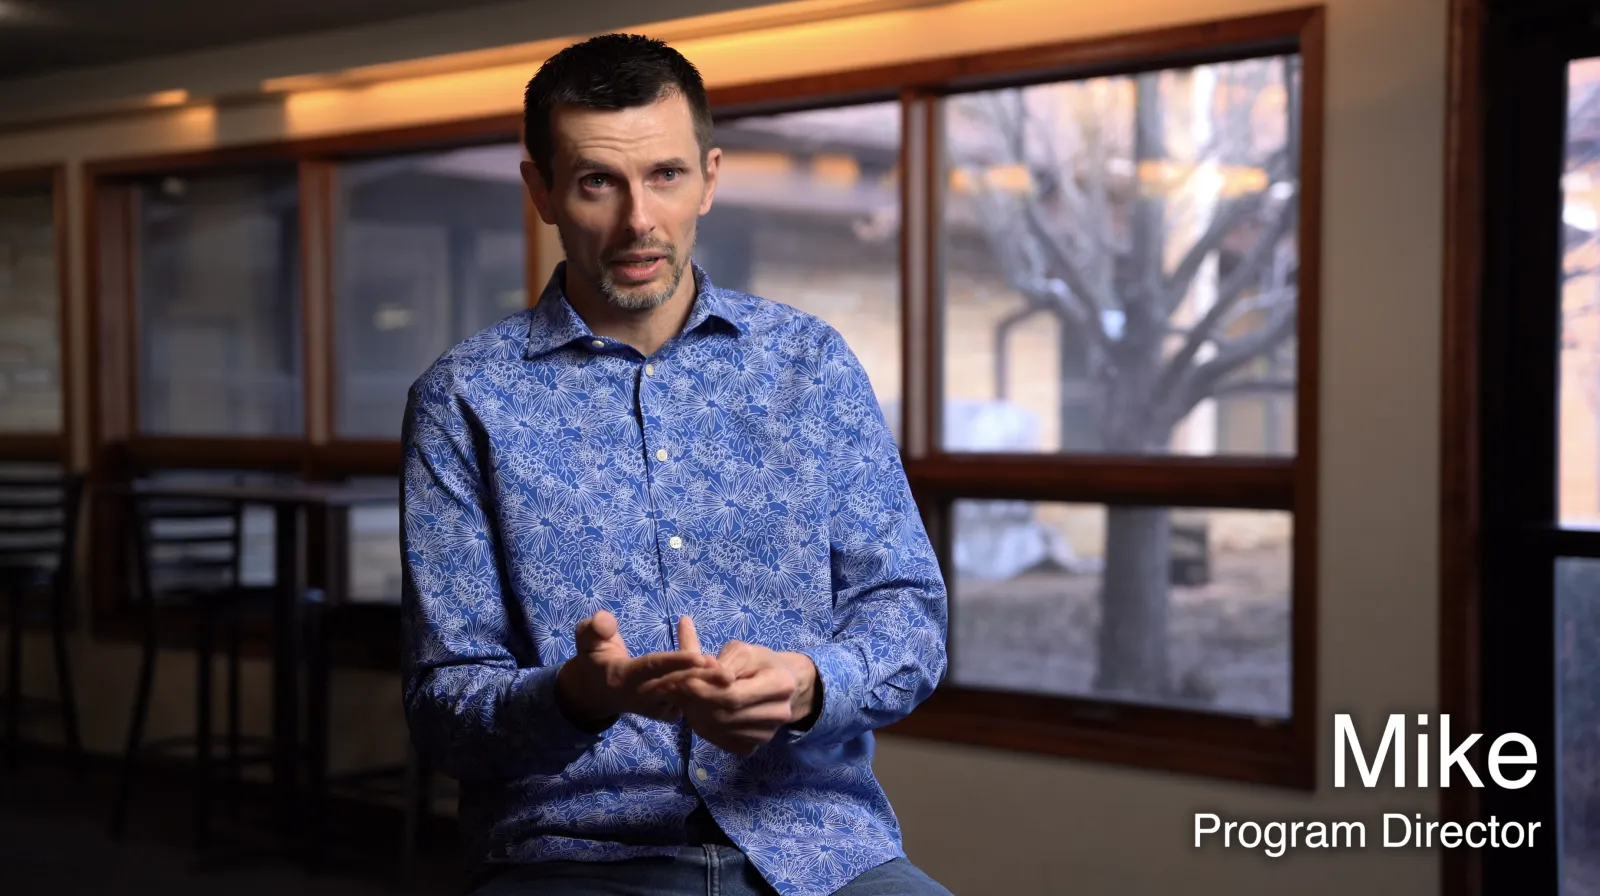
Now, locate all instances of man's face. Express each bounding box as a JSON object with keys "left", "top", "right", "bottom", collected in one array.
[{"left": 524, "top": 90, "right": 720, "bottom": 311}]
